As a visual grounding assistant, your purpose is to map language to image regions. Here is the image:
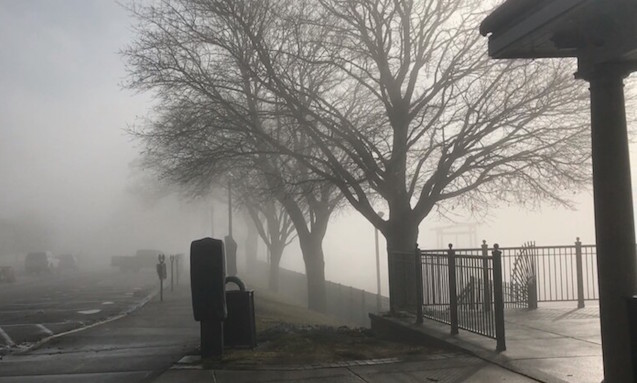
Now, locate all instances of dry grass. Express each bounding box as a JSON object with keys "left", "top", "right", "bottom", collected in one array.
[{"left": 206, "top": 290, "right": 447, "bottom": 367}]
